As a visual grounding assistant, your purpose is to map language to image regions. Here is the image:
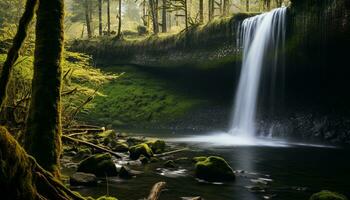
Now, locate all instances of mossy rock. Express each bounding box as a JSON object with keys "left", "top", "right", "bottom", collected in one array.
[
  {"left": 146, "top": 139, "right": 166, "bottom": 154},
  {"left": 97, "top": 130, "right": 116, "bottom": 139},
  {"left": 164, "top": 160, "right": 176, "bottom": 168},
  {"left": 310, "top": 190, "right": 348, "bottom": 200},
  {"left": 193, "top": 156, "right": 207, "bottom": 162},
  {"left": 110, "top": 140, "right": 129, "bottom": 152},
  {"left": 194, "top": 156, "right": 235, "bottom": 182},
  {"left": 96, "top": 196, "right": 118, "bottom": 200},
  {"left": 129, "top": 143, "right": 153, "bottom": 160},
  {"left": 69, "top": 172, "right": 97, "bottom": 186},
  {"left": 77, "top": 153, "right": 118, "bottom": 177},
  {"left": 75, "top": 148, "right": 92, "bottom": 159}
]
